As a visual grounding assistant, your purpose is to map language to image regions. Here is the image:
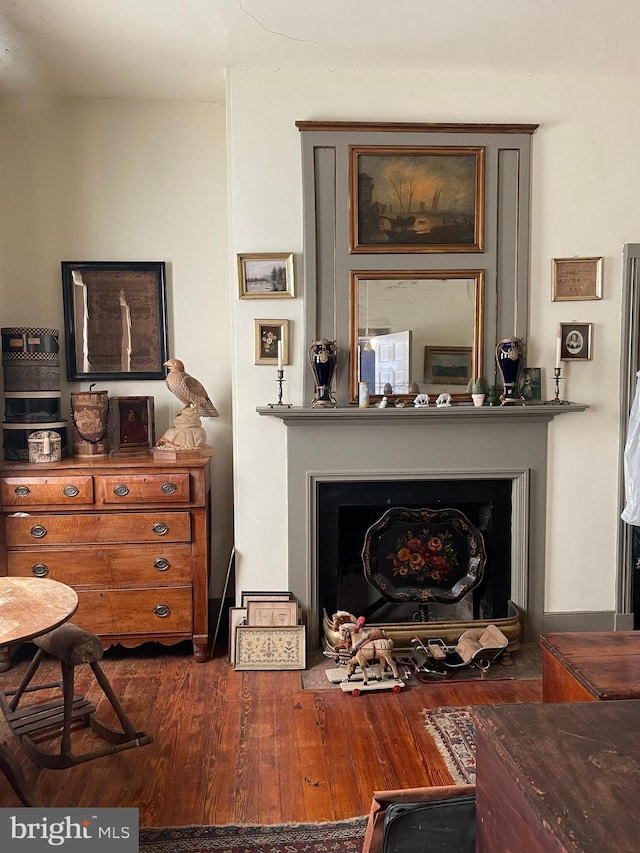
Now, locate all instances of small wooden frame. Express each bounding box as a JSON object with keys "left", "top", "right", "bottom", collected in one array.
[
  {"left": 559, "top": 323, "right": 593, "bottom": 361},
  {"left": 552, "top": 257, "right": 603, "bottom": 301},
  {"left": 234, "top": 625, "right": 306, "bottom": 671},
  {"left": 424, "top": 346, "right": 472, "bottom": 385},
  {"left": 107, "top": 396, "right": 155, "bottom": 454},
  {"left": 228, "top": 606, "right": 247, "bottom": 664},
  {"left": 255, "top": 319, "right": 290, "bottom": 365},
  {"left": 246, "top": 599, "right": 298, "bottom": 627},
  {"left": 240, "top": 590, "right": 293, "bottom": 606}
]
